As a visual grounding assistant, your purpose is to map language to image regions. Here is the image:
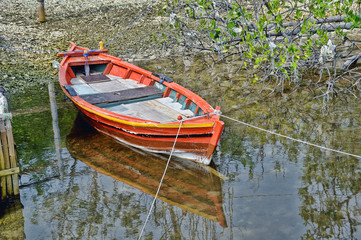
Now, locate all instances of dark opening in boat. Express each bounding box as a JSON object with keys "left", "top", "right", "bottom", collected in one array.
[{"left": 70, "top": 63, "right": 108, "bottom": 75}]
